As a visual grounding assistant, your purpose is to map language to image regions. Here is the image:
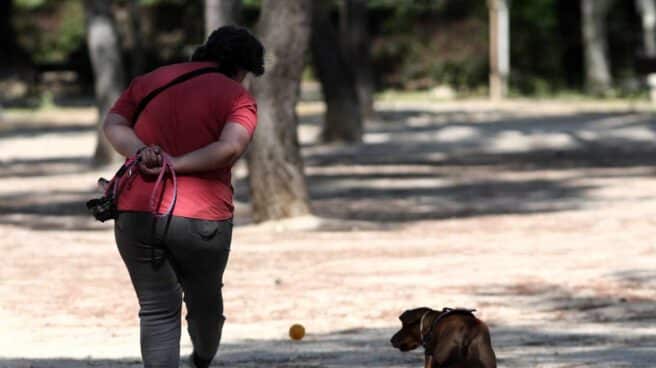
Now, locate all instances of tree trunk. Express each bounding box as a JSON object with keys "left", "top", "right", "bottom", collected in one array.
[
  {"left": 0, "top": 0, "right": 32, "bottom": 75},
  {"left": 637, "top": 0, "right": 656, "bottom": 54},
  {"left": 128, "top": 0, "right": 145, "bottom": 78},
  {"left": 581, "top": 0, "right": 613, "bottom": 96},
  {"left": 84, "top": 0, "right": 126, "bottom": 166},
  {"left": 488, "top": 0, "right": 510, "bottom": 100},
  {"left": 636, "top": 0, "right": 656, "bottom": 101},
  {"left": 339, "top": 0, "right": 376, "bottom": 121},
  {"left": 0, "top": 0, "right": 17, "bottom": 68},
  {"left": 205, "top": 0, "right": 242, "bottom": 36},
  {"left": 246, "top": 0, "right": 312, "bottom": 223},
  {"left": 311, "top": 1, "right": 362, "bottom": 143}
]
